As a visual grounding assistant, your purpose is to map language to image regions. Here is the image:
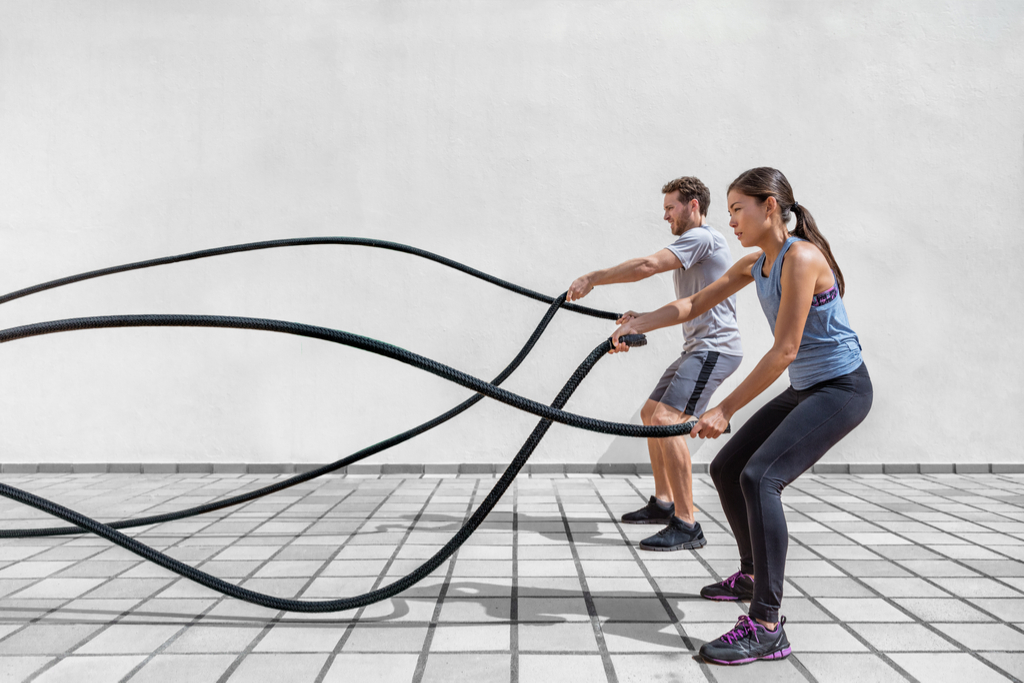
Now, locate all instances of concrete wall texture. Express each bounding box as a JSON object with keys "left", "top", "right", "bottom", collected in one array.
[{"left": 0, "top": 1, "right": 1022, "bottom": 468}]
